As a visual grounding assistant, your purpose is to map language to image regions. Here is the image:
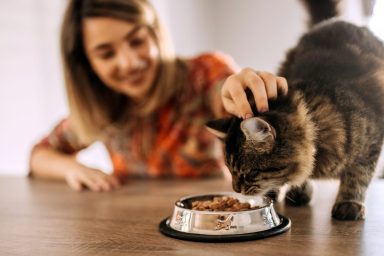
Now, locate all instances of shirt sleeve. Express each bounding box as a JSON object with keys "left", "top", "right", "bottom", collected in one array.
[
  {"left": 188, "top": 52, "right": 240, "bottom": 118},
  {"left": 159, "top": 52, "right": 239, "bottom": 178},
  {"left": 31, "top": 118, "right": 88, "bottom": 155}
]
